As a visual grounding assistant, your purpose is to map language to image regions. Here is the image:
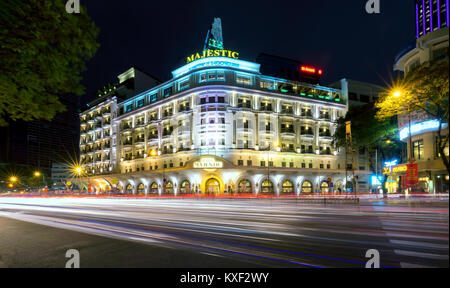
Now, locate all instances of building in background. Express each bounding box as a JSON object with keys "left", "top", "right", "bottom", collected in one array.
[
  {"left": 0, "top": 92, "right": 80, "bottom": 179},
  {"left": 329, "top": 79, "right": 386, "bottom": 193},
  {"left": 393, "top": 1, "right": 449, "bottom": 193}
]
